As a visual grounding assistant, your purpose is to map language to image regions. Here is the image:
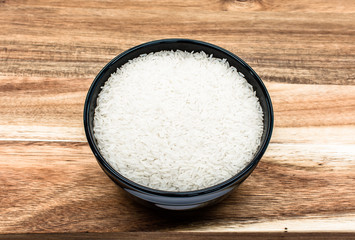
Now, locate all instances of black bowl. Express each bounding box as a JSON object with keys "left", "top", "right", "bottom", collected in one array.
[{"left": 84, "top": 39, "right": 273, "bottom": 211}]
